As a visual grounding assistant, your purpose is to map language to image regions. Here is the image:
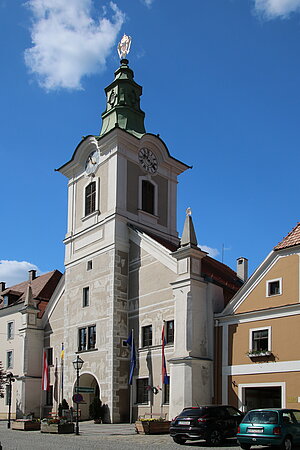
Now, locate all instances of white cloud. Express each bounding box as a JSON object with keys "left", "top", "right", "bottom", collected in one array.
[
  {"left": 199, "top": 245, "right": 219, "bottom": 259},
  {"left": 24, "top": 0, "right": 125, "bottom": 90},
  {"left": 254, "top": 0, "right": 300, "bottom": 18},
  {"left": 0, "top": 260, "right": 41, "bottom": 287},
  {"left": 142, "top": 0, "right": 154, "bottom": 7}
]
